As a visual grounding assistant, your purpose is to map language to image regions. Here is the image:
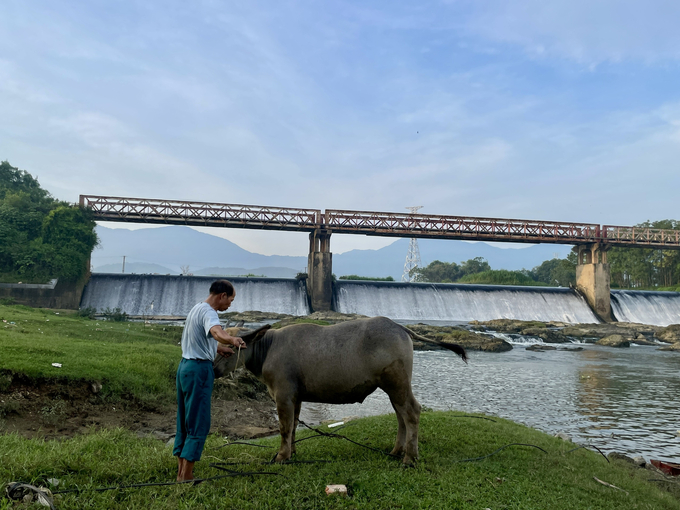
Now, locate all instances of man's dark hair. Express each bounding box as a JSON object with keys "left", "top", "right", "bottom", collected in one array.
[{"left": 210, "top": 280, "right": 235, "bottom": 297}]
